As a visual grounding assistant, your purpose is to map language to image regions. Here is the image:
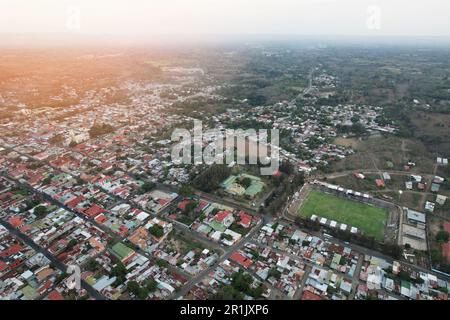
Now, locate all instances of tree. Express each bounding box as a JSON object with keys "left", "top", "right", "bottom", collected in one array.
[
  {"left": 42, "top": 177, "right": 52, "bottom": 186},
  {"left": 269, "top": 267, "right": 281, "bottom": 279},
  {"left": 86, "top": 258, "right": 101, "bottom": 272},
  {"left": 182, "top": 201, "right": 199, "bottom": 219},
  {"left": 145, "top": 277, "right": 158, "bottom": 292},
  {"left": 193, "top": 164, "right": 231, "bottom": 192},
  {"left": 436, "top": 230, "right": 449, "bottom": 243},
  {"left": 179, "top": 184, "right": 193, "bottom": 197},
  {"left": 127, "top": 281, "right": 148, "bottom": 299},
  {"left": 231, "top": 271, "right": 253, "bottom": 292},
  {"left": 66, "top": 239, "right": 78, "bottom": 250},
  {"left": 34, "top": 205, "right": 48, "bottom": 218},
  {"left": 111, "top": 262, "right": 128, "bottom": 285},
  {"left": 213, "top": 285, "right": 244, "bottom": 300},
  {"left": 240, "top": 177, "right": 252, "bottom": 189},
  {"left": 140, "top": 181, "right": 156, "bottom": 194},
  {"left": 279, "top": 161, "right": 294, "bottom": 175},
  {"left": 221, "top": 233, "right": 233, "bottom": 241},
  {"left": 149, "top": 224, "right": 164, "bottom": 238}
]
